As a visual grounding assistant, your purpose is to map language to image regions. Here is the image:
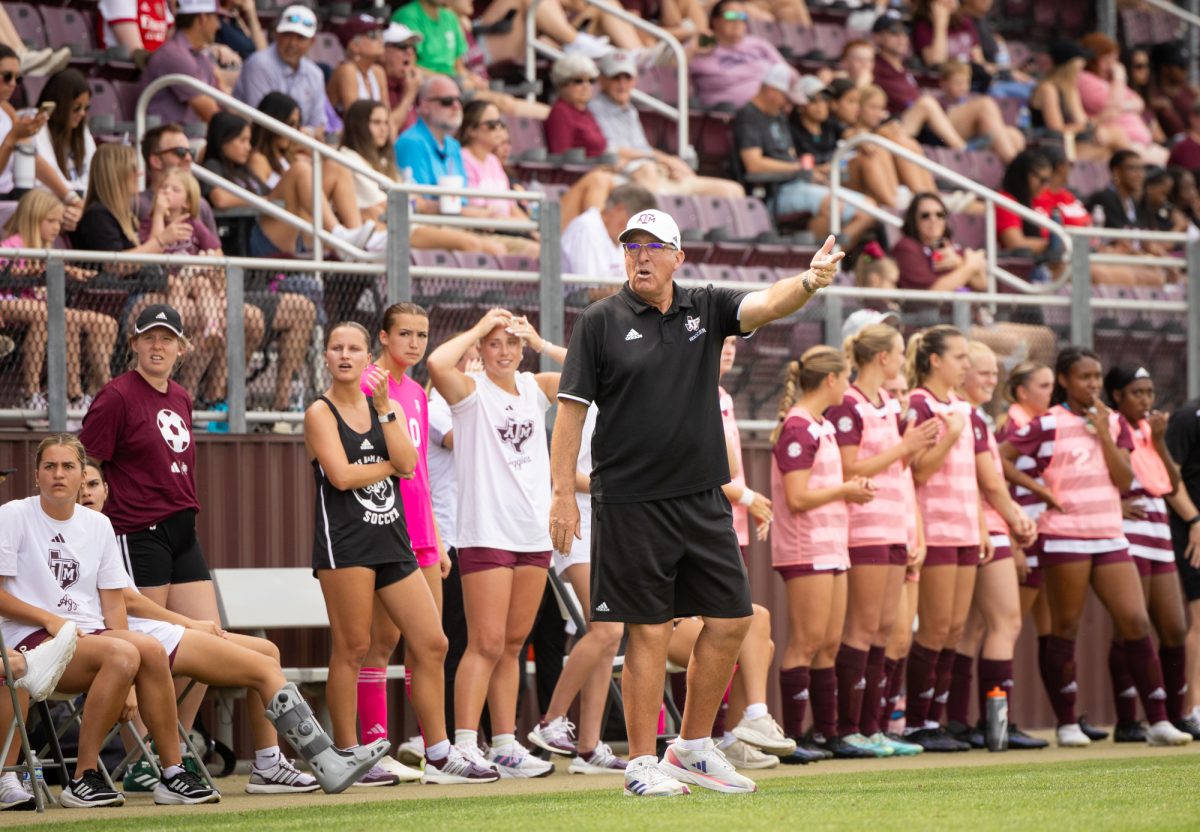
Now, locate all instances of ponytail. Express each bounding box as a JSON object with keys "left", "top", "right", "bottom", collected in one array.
[
  {"left": 770, "top": 346, "right": 847, "bottom": 443},
  {"left": 1004, "top": 360, "right": 1049, "bottom": 405},
  {"left": 844, "top": 323, "right": 901, "bottom": 370},
  {"left": 770, "top": 361, "right": 802, "bottom": 444},
  {"left": 905, "top": 324, "right": 963, "bottom": 389}
]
